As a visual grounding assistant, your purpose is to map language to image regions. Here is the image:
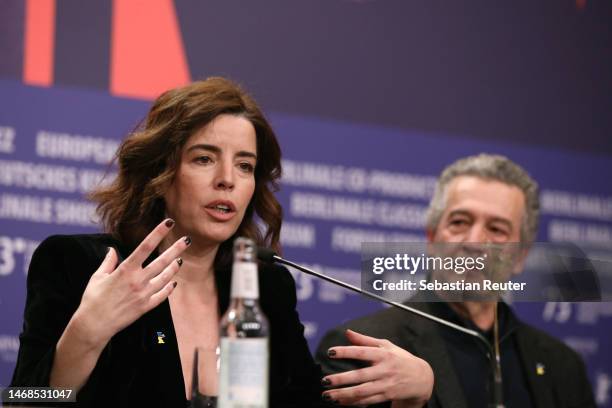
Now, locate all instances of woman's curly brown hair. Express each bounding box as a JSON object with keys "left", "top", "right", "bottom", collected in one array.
[{"left": 90, "top": 77, "right": 282, "bottom": 267}]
